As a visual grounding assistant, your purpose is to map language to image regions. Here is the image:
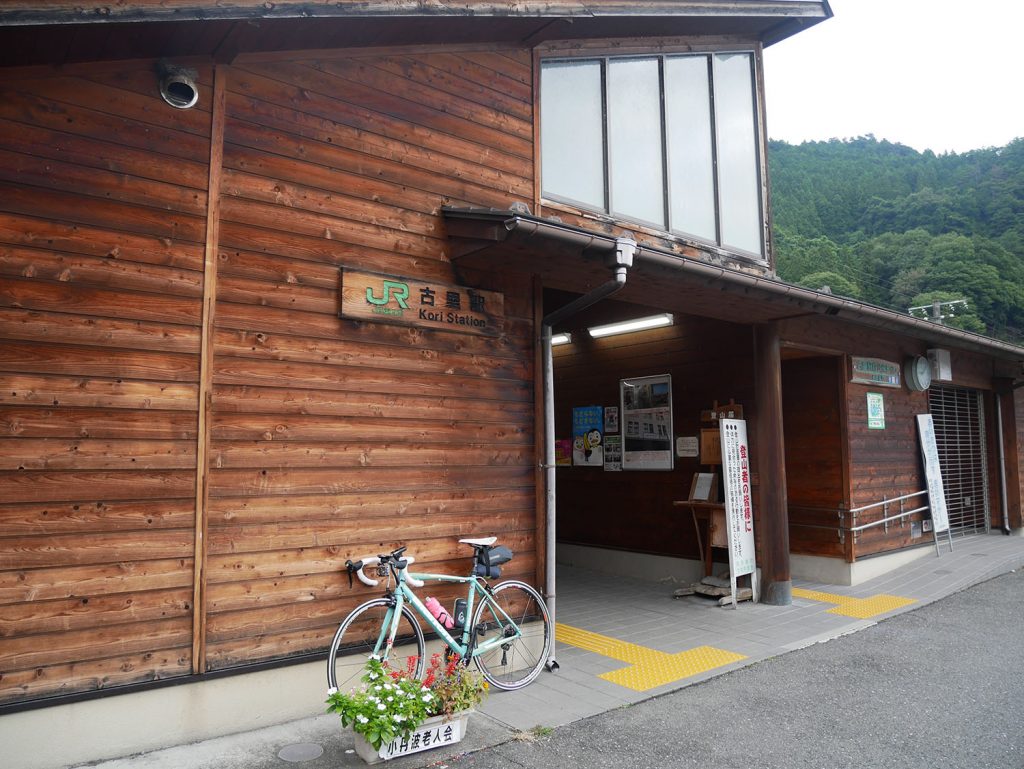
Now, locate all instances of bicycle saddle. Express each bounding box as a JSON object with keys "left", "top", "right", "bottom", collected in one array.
[{"left": 459, "top": 536, "right": 497, "bottom": 547}]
